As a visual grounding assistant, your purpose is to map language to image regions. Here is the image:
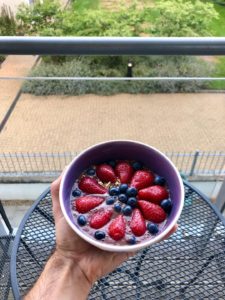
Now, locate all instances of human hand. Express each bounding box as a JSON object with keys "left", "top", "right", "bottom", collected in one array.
[{"left": 51, "top": 175, "right": 178, "bottom": 287}]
